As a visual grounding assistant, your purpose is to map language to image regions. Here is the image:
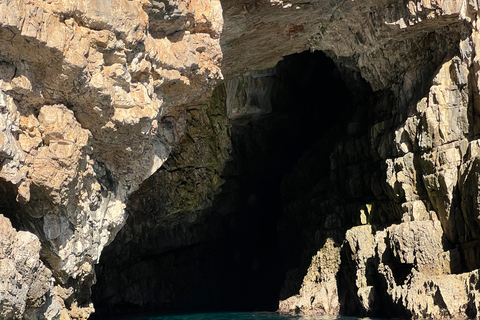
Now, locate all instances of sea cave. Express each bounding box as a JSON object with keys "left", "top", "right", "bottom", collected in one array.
[{"left": 1, "top": 1, "right": 480, "bottom": 319}]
